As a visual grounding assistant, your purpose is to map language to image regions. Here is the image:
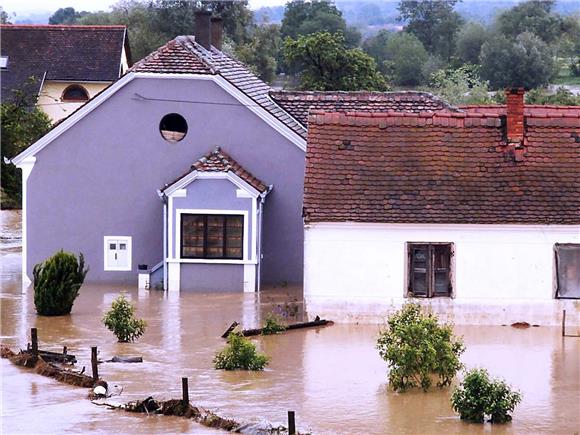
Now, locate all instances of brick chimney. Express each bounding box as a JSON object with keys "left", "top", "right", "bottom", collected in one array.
[
  {"left": 211, "top": 17, "right": 223, "bottom": 50},
  {"left": 505, "top": 88, "right": 525, "bottom": 143},
  {"left": 194, "top": 10, "right": 212, "bottom": 49},
  {"left": 505, "top": 88, "right": 526, "bottom": 162}
]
